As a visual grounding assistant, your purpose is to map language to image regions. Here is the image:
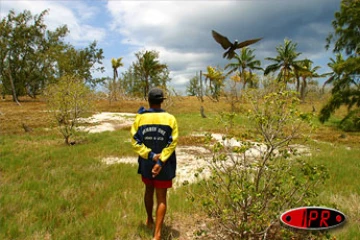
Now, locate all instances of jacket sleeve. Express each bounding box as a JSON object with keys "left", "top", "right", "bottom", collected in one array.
[
  {"left": 160, "top": 117, "right": 178, "bottom": 162},
  {"left": 130, "top": 115, "right": 154, "bottom": 160}
]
